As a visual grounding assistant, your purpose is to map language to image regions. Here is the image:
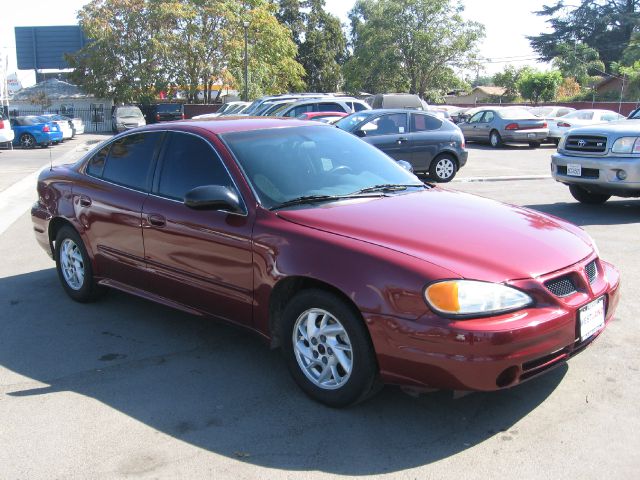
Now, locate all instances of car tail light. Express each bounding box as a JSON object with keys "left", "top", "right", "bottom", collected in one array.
[
  {"left": 505, "top": 123, "right": 519, "bottom": 130},
  {"left": 542, "top": 122, "right": 548, "bottom": 128},
  {"left": 461, "top": 138, "right": 465, "bottom": 149},
  {"left": 42, "top": 125, "right": 50, "bottom": 132},
  {"left": 0, "top": 119, "right": 4, "bottom": 129},
  {"left": 181, "top": 113, "right": 185, "bottom": 119},
  {"left": 156, "top": 113, "right": 161, "bottom": 121},
  {"left": 558, "top": 122, "right": 571, "bottom": 128}
]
